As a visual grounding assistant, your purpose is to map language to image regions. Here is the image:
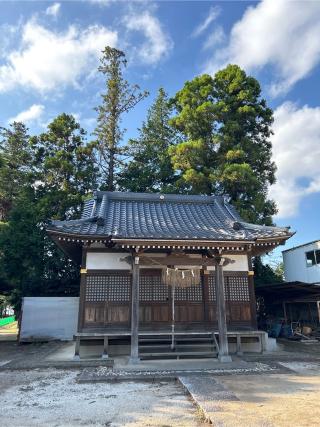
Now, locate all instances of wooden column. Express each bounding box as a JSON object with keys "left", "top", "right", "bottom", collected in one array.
[
  {"left": 215, "top": 257, "right": 232, "bottom": 363},
  {"left": 247, "top": 252, "right": 258, "bottom": 329},
  {"left": 203, "top": 270, "right": 210, "bottom": 322},
  {"left": 74, "top": 243, "right": 88, "bottom": 361},
  {"left": 77, "top": 243, "right": 88, "bottom": 333},
  {"left": 129, "top": 255, "right": 140, "bottom": 363}
]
